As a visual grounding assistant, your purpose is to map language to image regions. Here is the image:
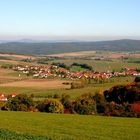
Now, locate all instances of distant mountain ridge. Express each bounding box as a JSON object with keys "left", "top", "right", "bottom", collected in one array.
[{"left": 0, "top": 39, "right": 139, "bottom": 55}]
